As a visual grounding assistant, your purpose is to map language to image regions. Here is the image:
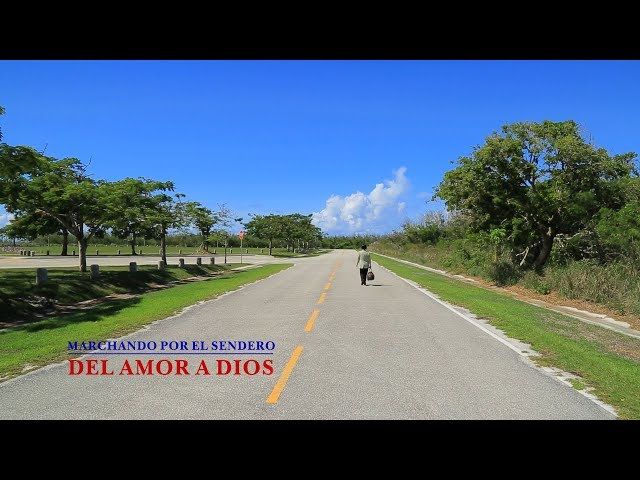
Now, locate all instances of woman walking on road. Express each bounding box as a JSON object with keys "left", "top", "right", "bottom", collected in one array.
[{"left": 356, "top": 245, "right": 372, "bottom": 286}]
